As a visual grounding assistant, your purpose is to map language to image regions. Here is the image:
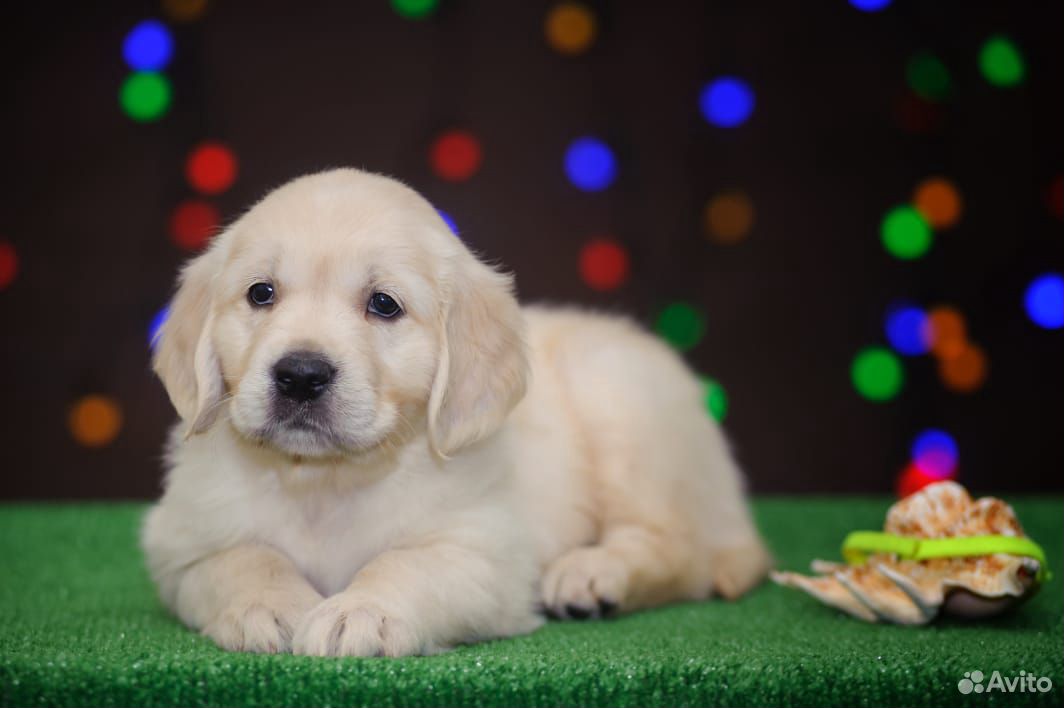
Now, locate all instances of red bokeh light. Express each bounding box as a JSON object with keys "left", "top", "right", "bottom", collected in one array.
[
  {"left": 896, "top": 463, "right": 938, "bottom": 499},
  {"left": 185, "top": 142, "right": 238, "bottom": 195},
  {"left": 169, "top": 200, "right": 220, "bottom": 251},
  {"left": 579, "top": 237, "right": 630, "bottom": 291},
  {"left": 1048, "top": 175, "right": 1063, "bottom": 220},
  {"left": 895, "top": 91, "right": 943, "bottom": 134},
  {"left": 429, "top": 130, "right": 482, "bottom": 182},
  {"left": 0, "top": 241, "right": 17, "bottom": 290}
]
